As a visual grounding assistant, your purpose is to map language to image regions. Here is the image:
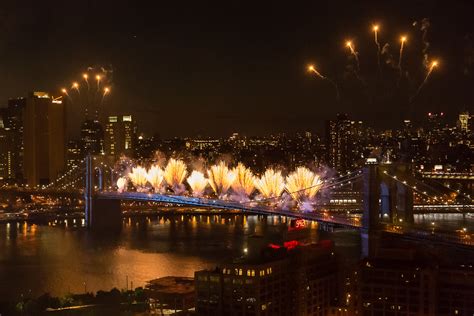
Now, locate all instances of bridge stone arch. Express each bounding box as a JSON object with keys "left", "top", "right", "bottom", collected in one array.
[
  {"left": 85, "top": 155, "right": 122, "bottom": 230},
  {"left": 361, "top": 162, "right": 414, "bottom": 257},
  {"left": 362, "top": 162, "right": 414, "bottom": 231}
]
